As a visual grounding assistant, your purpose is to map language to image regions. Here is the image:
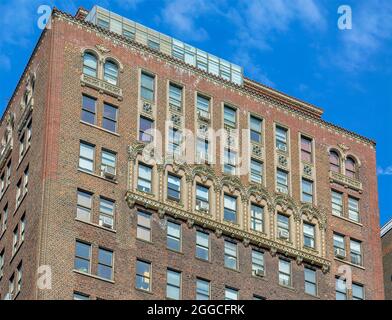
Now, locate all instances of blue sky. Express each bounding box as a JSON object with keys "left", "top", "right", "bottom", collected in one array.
[{"left": 0, "top": 0, "right": 391, "bottom": 225}]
